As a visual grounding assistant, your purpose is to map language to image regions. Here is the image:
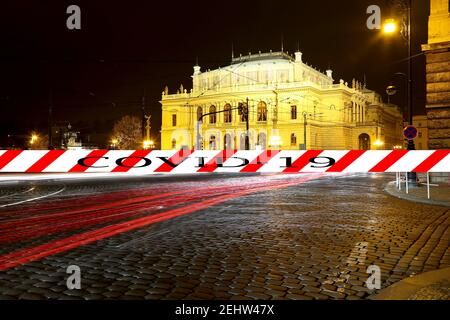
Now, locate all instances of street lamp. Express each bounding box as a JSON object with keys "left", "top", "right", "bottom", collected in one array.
[
  {"left": 302, "top": 112, "right": 312, "bottom": 150},
  {"left": 386, "top": 72, "right": 408, "bottom": 120},
  {"left": 111, "top": 138, "right": 118, "bottom": 150},
  {"left": 383, "top": 19, "right": 397, "bottom": 34},
  {"left": 383, "top": 0, "right": 416, "bottom": 183},
  {"left": 30, "top": 134, "right": 39, "bottom": 145}
]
